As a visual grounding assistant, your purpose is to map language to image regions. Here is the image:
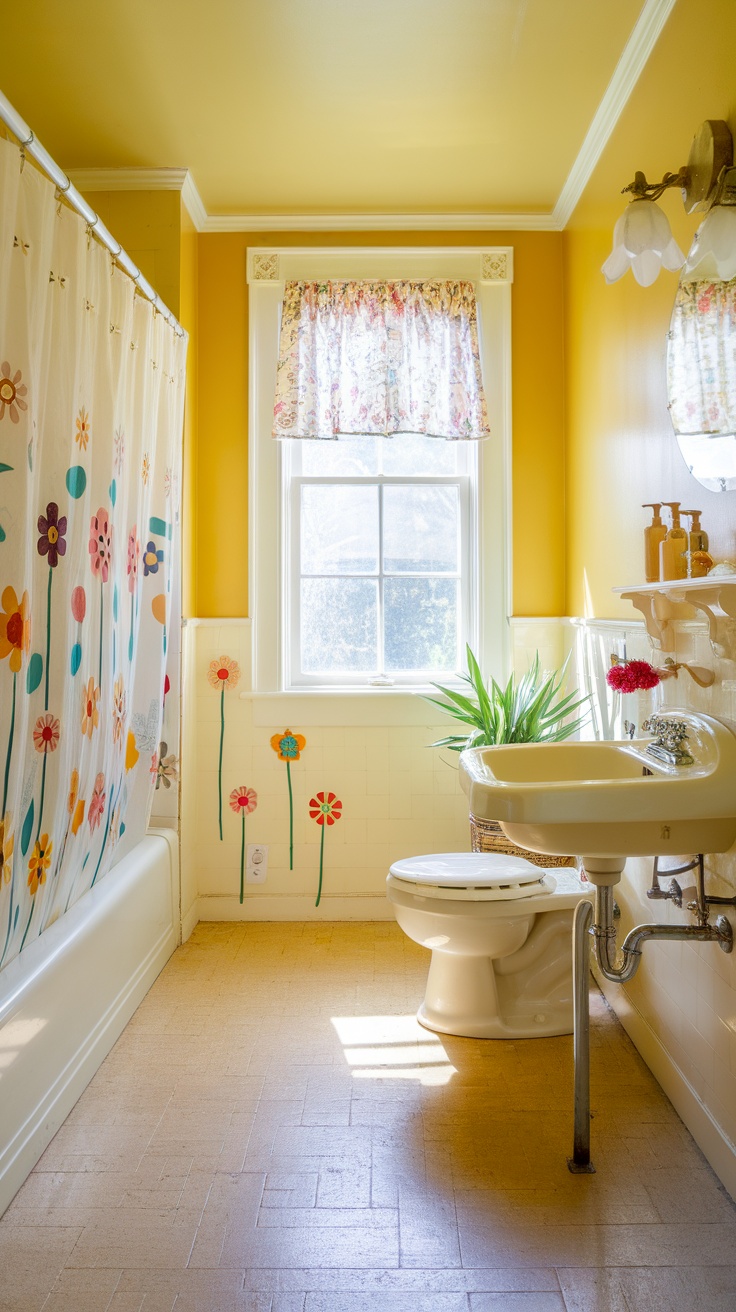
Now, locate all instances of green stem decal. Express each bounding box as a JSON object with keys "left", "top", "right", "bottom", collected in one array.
[
  {"left": 218, "top": 686, "right": 224, "bottom": 841},
  {"left": 98, "top": 581, "right": 104, "bottom": 689},
  {"left": 2, "top": 672, "right": 16, "bottom": 817},
  {"left": 239, "top": 811, "right": 245, "bottom": 904},
  {"left": 316, "top": 823, "right": 325, "bottom": 908},
  {"left": 35, "top": 752, "right": 47, "bottom": 844},
  {"left": 19, "top": 900, "right": 34, "bottom": 953},
  {"left": 287, "top": 759, "right": 293, "bottom": 870},
  {"left": 44, "top": 567, "right": 52, "bottom": 710}
]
